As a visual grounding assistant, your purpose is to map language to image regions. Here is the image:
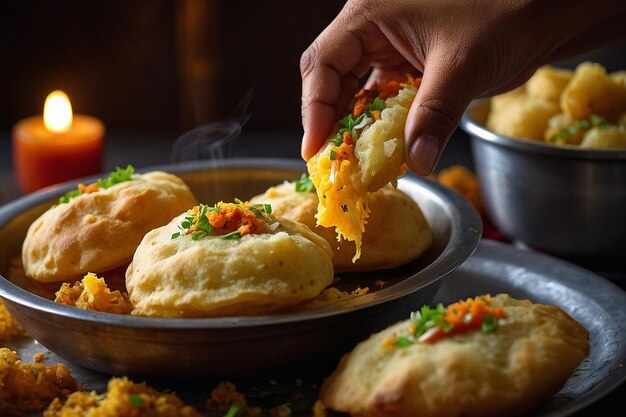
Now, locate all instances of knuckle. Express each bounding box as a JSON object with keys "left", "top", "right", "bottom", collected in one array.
[
  {"left": 345, "top": 0, "right": 377, "bottom": 22},
  {"left": 300, "top": 41, "right": 321, "bottom": 79},
  {"left": 416, "top": 98, "right": 462, "bottom": 131}
]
